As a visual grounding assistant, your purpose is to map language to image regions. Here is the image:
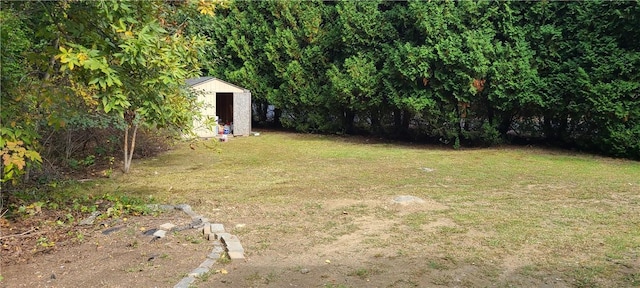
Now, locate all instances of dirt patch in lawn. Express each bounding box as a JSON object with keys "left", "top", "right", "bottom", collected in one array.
[{"left": 1, "top": 210, "right": 210, "bottom": 288}]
